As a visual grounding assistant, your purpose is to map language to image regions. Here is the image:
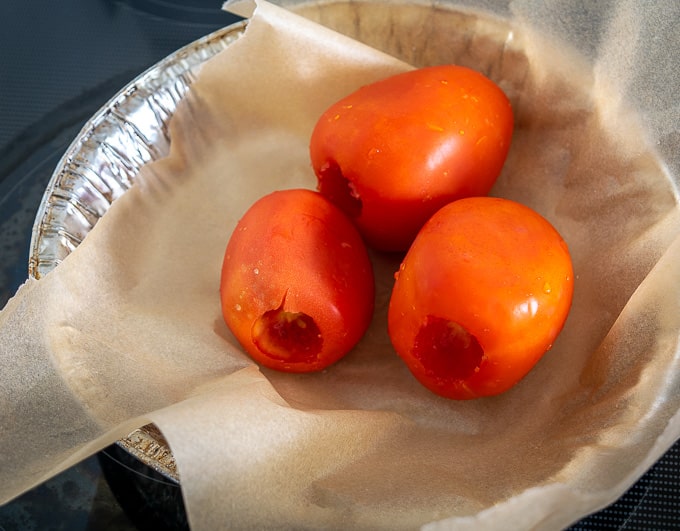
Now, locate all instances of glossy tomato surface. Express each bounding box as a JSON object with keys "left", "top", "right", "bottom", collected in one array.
[
  {"left": 310, "top": 65, "right": 513, "bottom": 252},
  {"left": 220, "top": 189, "right": 375, "bottom": 372},
  {"left": 388, "top": 197, "right": 574, "bottom": 399}
]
